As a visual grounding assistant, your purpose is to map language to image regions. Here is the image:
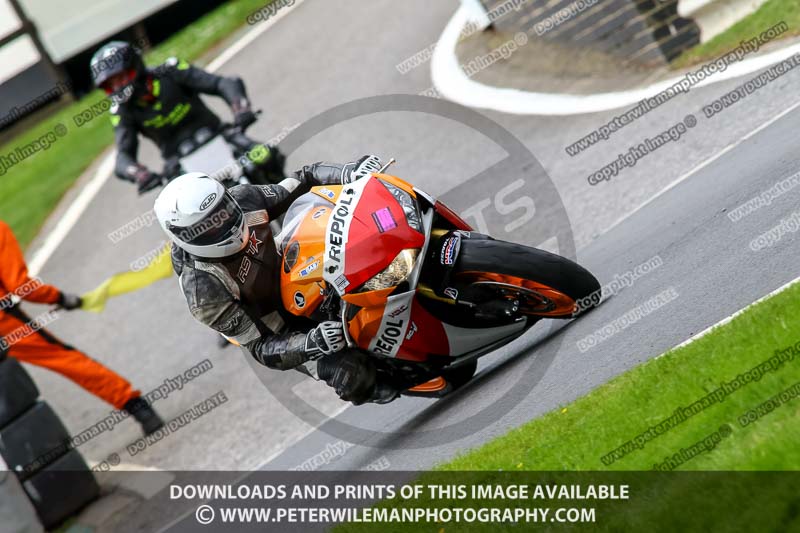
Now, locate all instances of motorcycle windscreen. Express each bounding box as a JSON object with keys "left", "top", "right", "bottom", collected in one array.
[
  {"left": 324, "top": 177, "right": 425, "bottom": 295},
  {"left": 179, "top": 135, "right": 242, "bottom": 182}
]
